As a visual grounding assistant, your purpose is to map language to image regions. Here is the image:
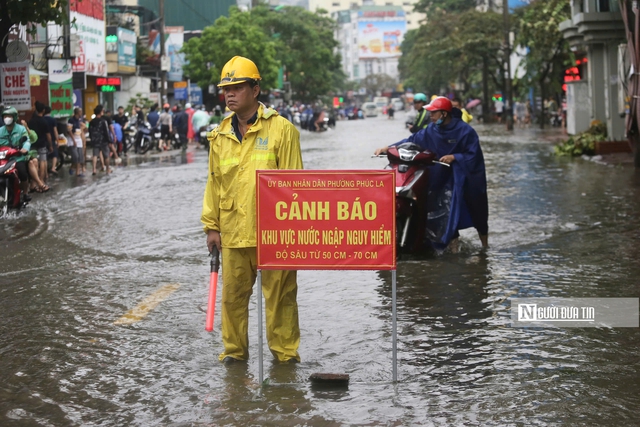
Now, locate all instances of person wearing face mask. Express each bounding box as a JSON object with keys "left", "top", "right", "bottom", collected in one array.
[
  {"left": 0, "top": 106, "right": 48, "bottom": 198},
  {"left": 373, "top": 96, "right": 488, "bottom": 250}
]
